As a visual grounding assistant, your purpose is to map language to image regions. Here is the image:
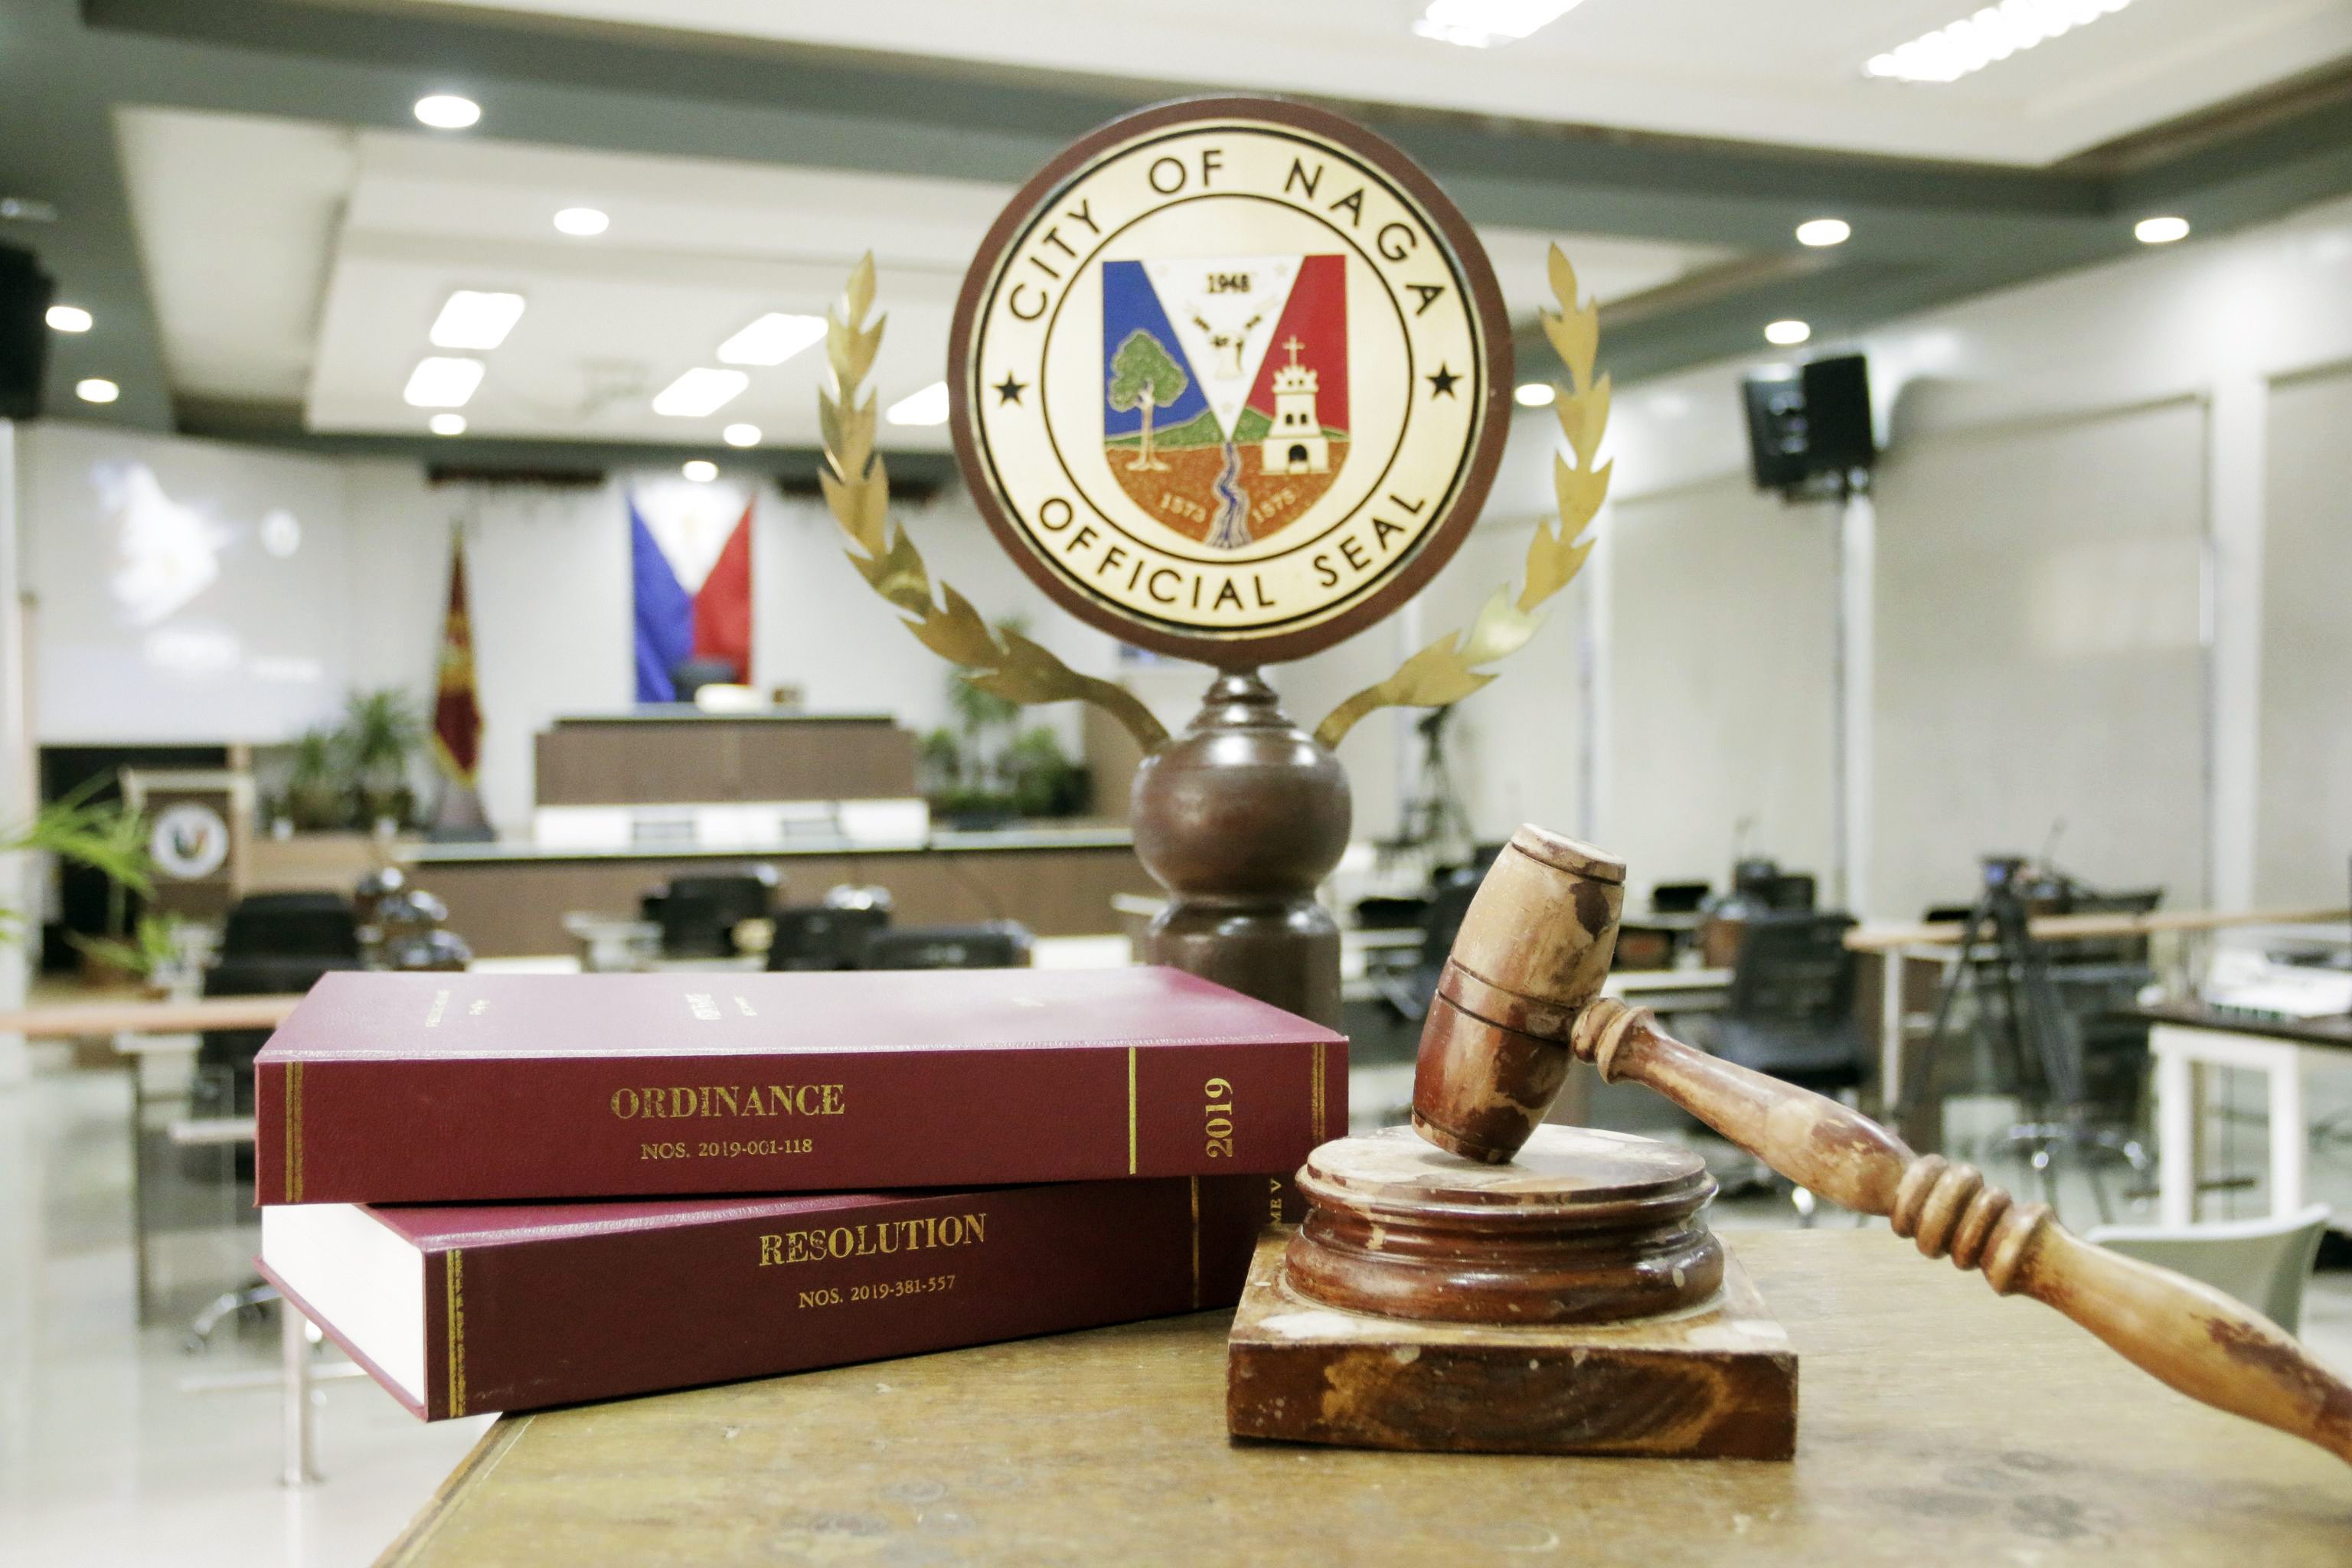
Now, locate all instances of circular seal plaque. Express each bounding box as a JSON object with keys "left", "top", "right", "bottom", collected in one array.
[{"left": 950, "top": 98, "right": 1513, "bottom": 668}]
